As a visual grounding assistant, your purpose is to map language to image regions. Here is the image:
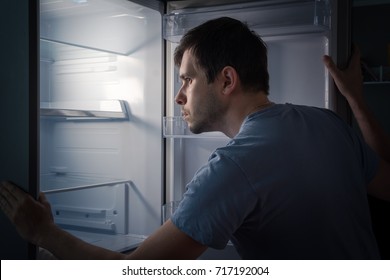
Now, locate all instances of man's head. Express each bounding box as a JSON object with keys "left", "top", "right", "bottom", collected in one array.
[{"left": 174, "top": 17, "right": 269, "bottom": 94}]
